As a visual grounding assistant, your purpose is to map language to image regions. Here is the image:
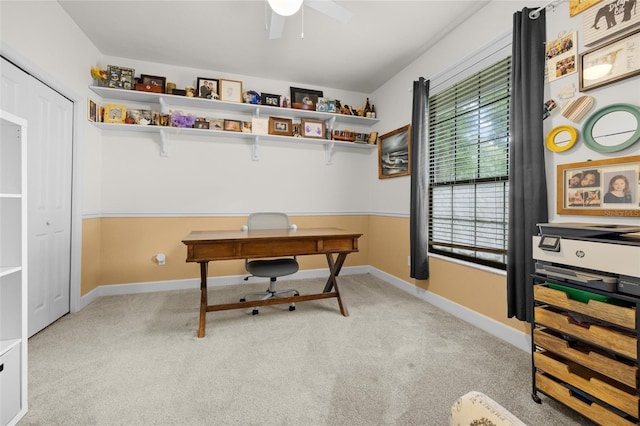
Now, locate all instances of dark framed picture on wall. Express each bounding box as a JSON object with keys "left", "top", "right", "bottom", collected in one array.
[
  {"left": 378, "top": 125, "right": 411, "bottom": 179},
  {"left": 557, "top": 155, "right": 640, "bottom": 216},
  {"left": 197, "top": 77, "right": 219, "bottom": 99}
]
